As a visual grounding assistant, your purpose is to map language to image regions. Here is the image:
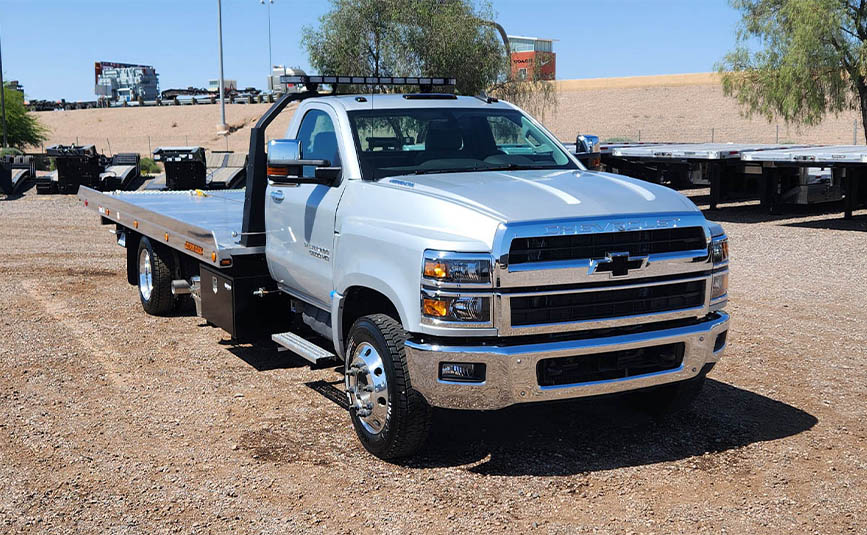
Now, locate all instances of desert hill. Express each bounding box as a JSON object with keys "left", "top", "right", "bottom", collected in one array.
[{"left": 32, "top": 73, "right": 864, "bottom": 157}]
